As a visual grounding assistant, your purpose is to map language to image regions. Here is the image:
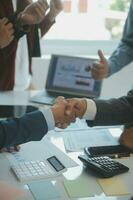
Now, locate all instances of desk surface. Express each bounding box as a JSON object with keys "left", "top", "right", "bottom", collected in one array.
[
  {"left": 0, "top": 91, "right": 133, "bottom": 200},
  {"left": 0, "top": 91, "right": 38, "bottom": 105},
  {"left": 0, "top": 133, "right": 133, "bottom": 200}
]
